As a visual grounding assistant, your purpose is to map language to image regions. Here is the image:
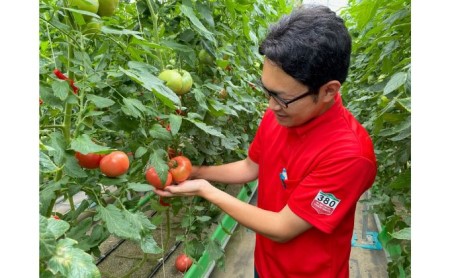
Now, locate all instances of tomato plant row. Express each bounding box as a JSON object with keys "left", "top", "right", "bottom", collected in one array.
[
  {"left": 341, "top": 0, "right": 411, "bottom": 276},
  {"left": 39, "top": 0, "right": 291, "bottom": 276}
]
